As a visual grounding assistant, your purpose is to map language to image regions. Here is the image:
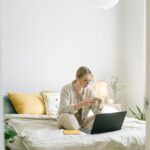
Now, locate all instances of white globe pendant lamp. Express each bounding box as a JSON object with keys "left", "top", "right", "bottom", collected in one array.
[{"left": 89, "top": 0, "right": 120, "bottom": 9}]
